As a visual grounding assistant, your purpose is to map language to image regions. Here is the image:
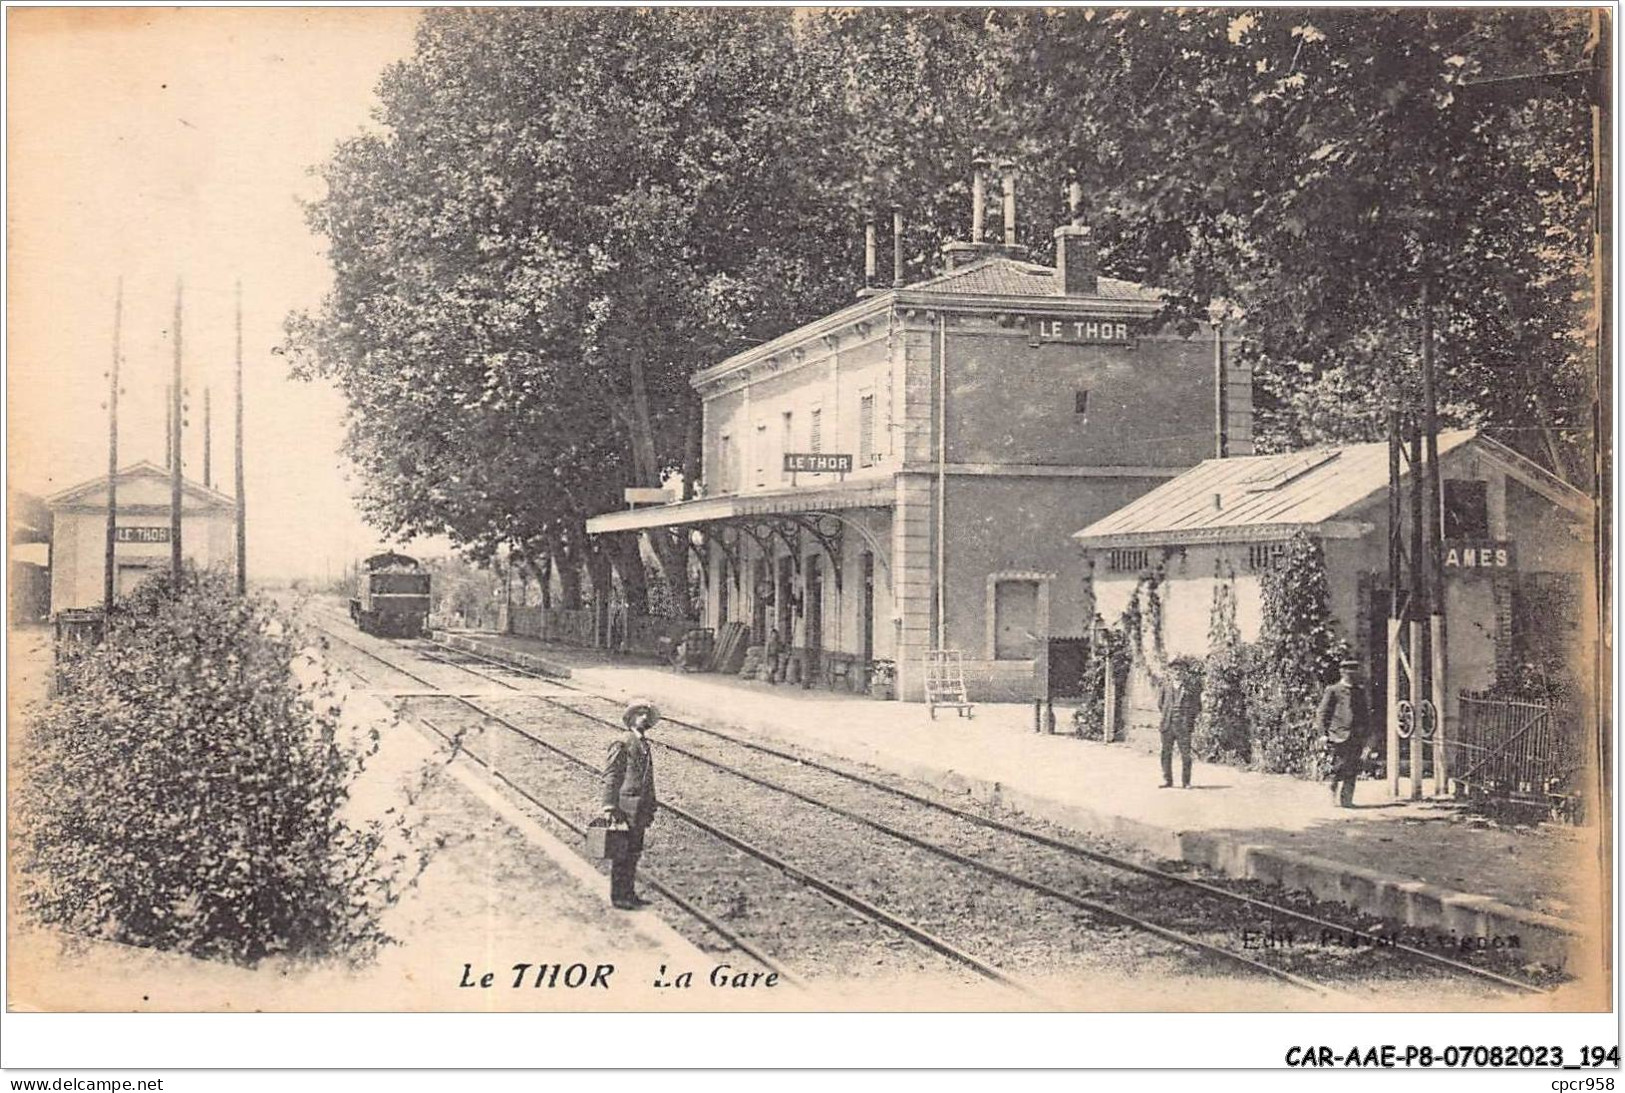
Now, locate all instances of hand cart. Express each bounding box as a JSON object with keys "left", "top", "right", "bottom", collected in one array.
[{"left": 924, "top": 649, "right": 975, "bottom": 719}]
